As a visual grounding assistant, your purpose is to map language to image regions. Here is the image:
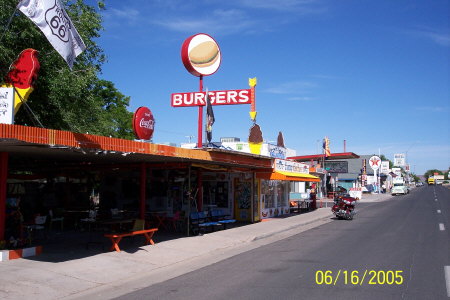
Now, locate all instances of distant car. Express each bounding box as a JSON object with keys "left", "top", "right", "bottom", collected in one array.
[
  {"left": 415, "top": 182, "right": 424, "bottom": 187},
  {"left": 391, "top": 183, "right": 409, "bottom": 195}
]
